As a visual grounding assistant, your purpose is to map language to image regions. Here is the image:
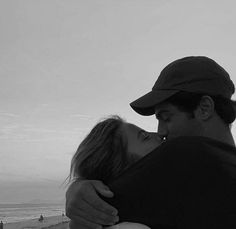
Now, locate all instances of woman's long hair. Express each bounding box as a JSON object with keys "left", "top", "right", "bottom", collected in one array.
[{"left": 69, "top": 115, "right": 131, "bottom": 184}]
